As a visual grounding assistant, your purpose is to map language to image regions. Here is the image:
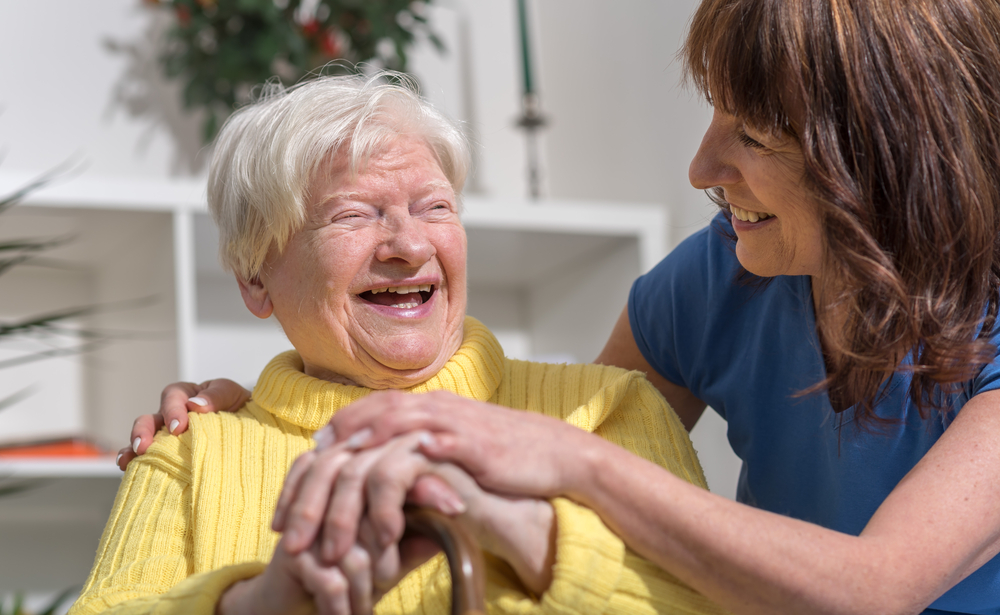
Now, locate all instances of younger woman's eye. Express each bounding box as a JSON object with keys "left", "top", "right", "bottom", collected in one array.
[{"left": 737, "top": 129, "right": 767, "bottom": 150}]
